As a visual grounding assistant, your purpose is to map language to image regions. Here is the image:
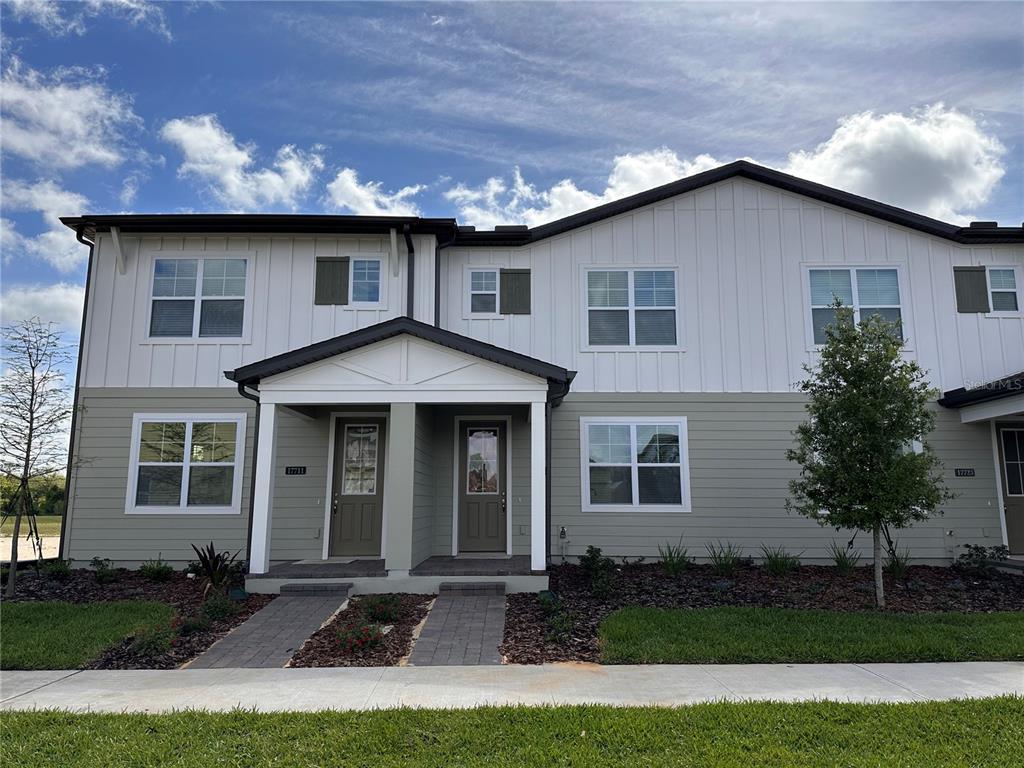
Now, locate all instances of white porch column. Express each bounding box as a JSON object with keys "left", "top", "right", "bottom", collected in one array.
[
  {"left": 248, "top": 402, "right": 278, "bottom": 575},
  {"left": 385, "top": 402, "right": 416, "bottom": 576},
  {"left": 530, "top": 400, "right": 547, "bottom": 572}
]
